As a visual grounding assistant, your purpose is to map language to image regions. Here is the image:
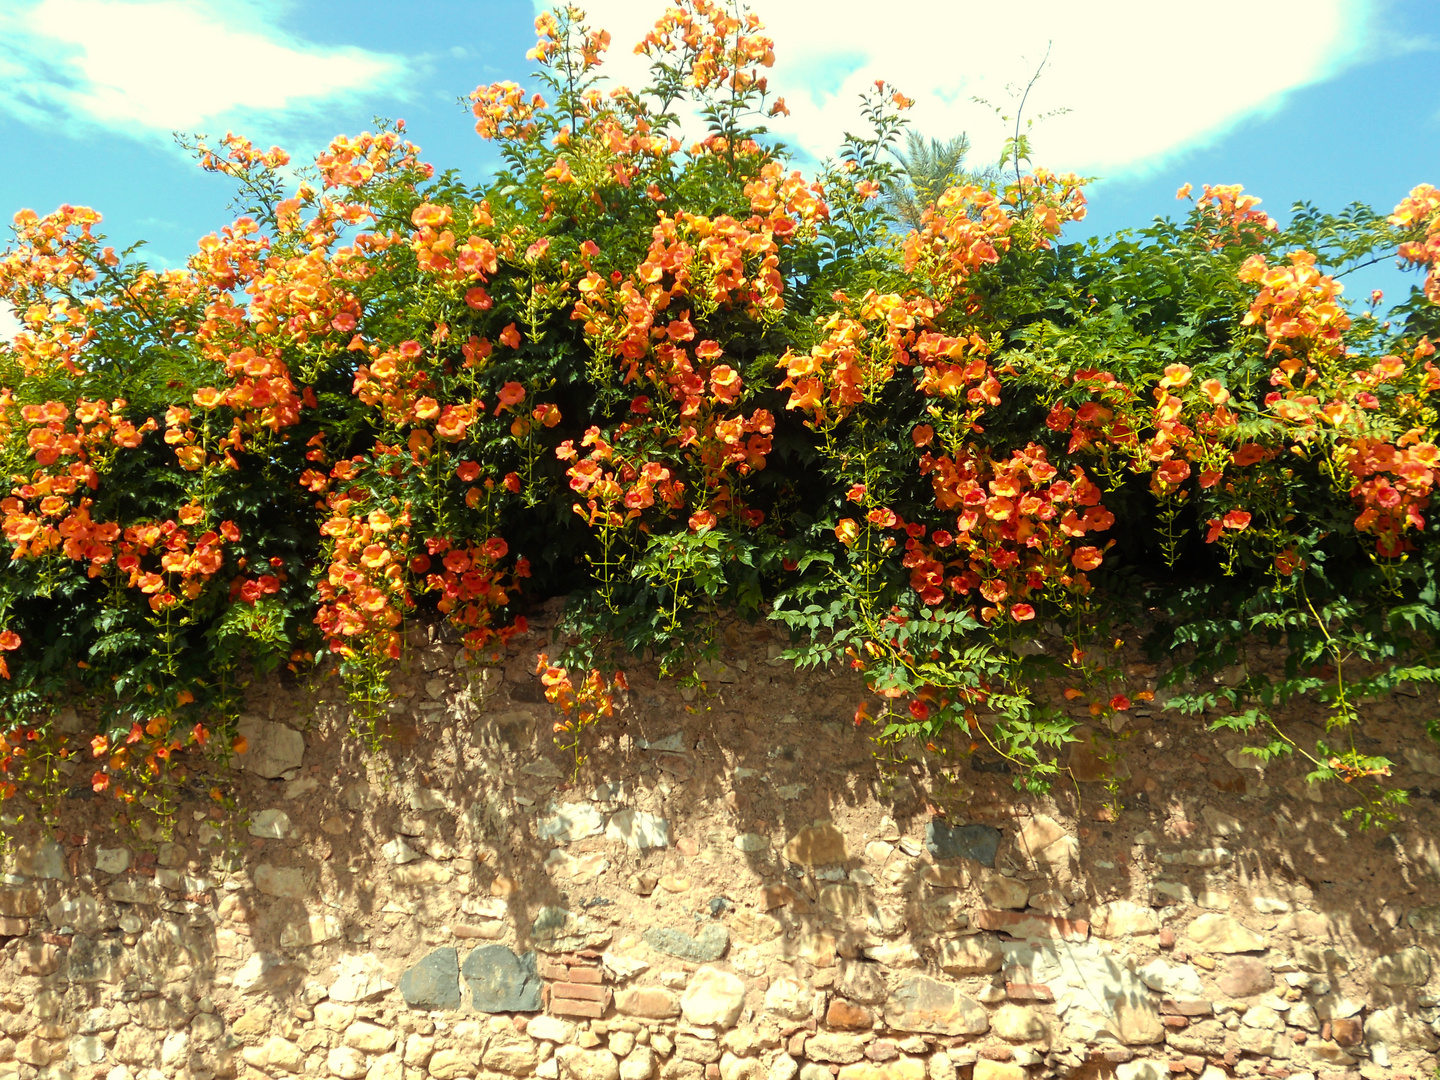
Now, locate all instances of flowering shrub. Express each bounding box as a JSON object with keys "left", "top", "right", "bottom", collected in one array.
[{"left": 0, "top": 0, "right": 1438, "bottom": 826}]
